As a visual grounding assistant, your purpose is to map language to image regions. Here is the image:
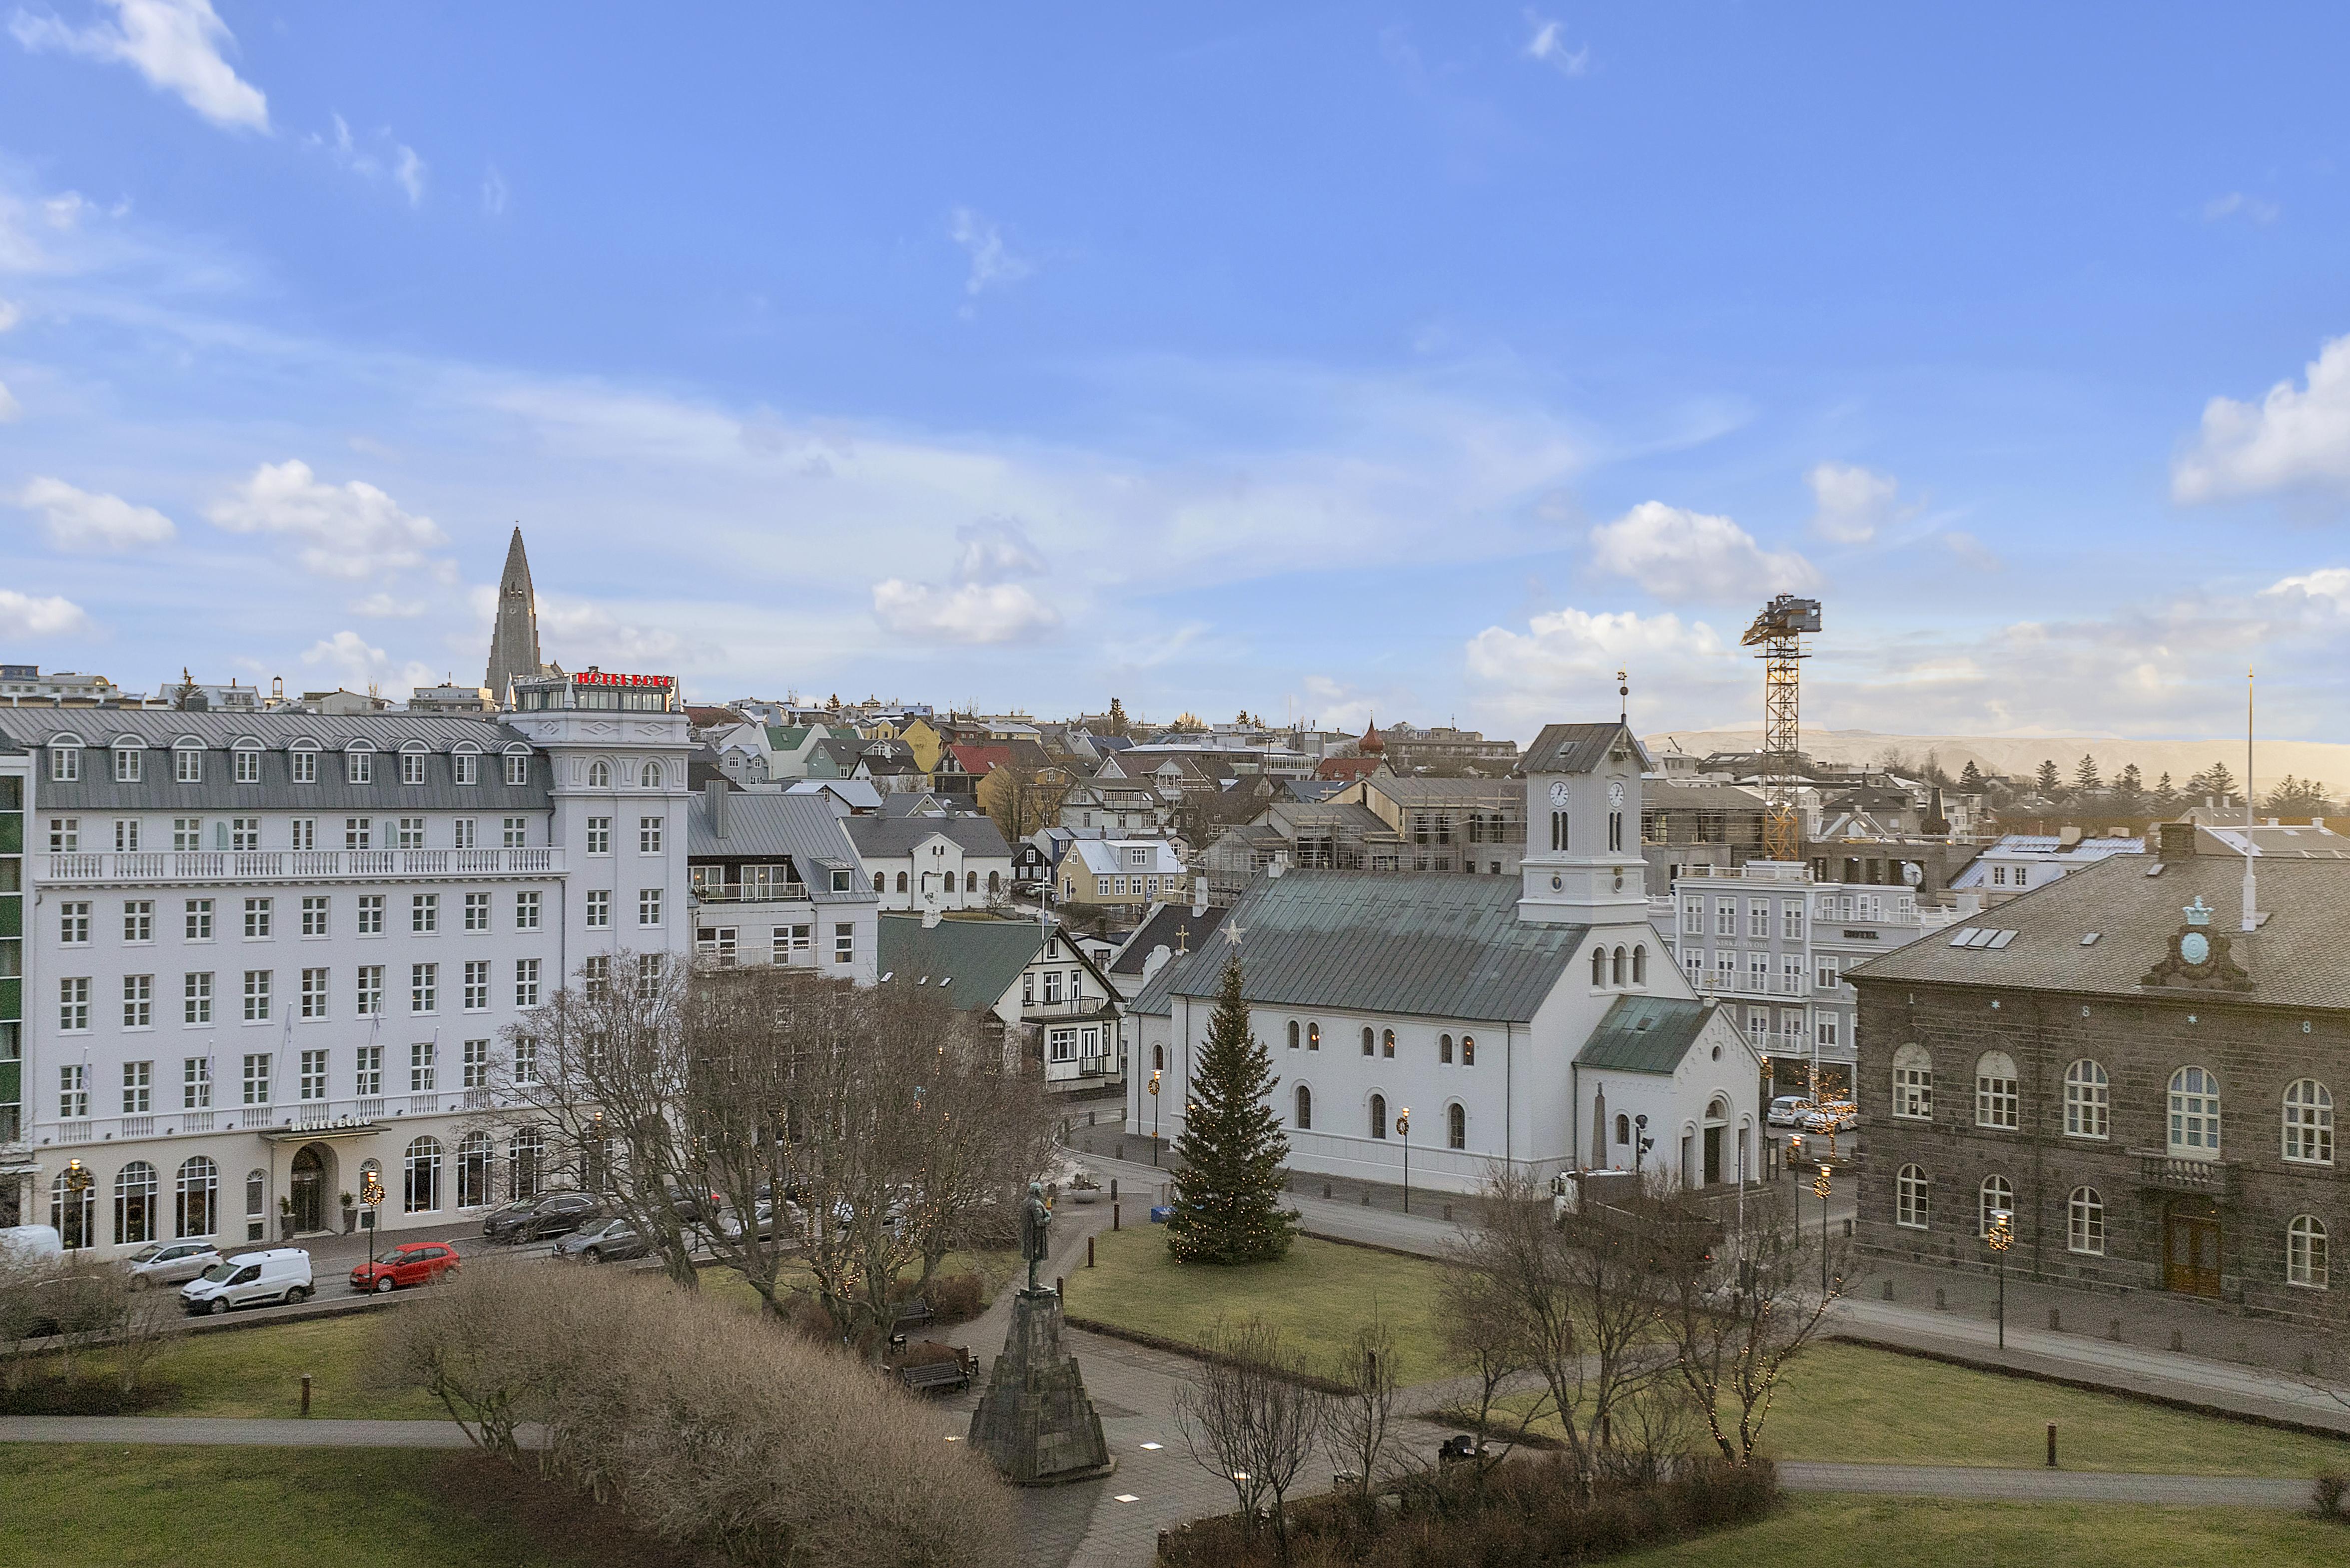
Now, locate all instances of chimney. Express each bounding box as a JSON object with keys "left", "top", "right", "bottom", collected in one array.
[
  {"left": 1191, "top": 883, "right": 1208, "bottom": 917},
  {"left": 2158, "top": 821, "right": 2197, "bottom": 863},
  {"left": 706, "top": 779, "right": 729, "bottom": 839}
]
